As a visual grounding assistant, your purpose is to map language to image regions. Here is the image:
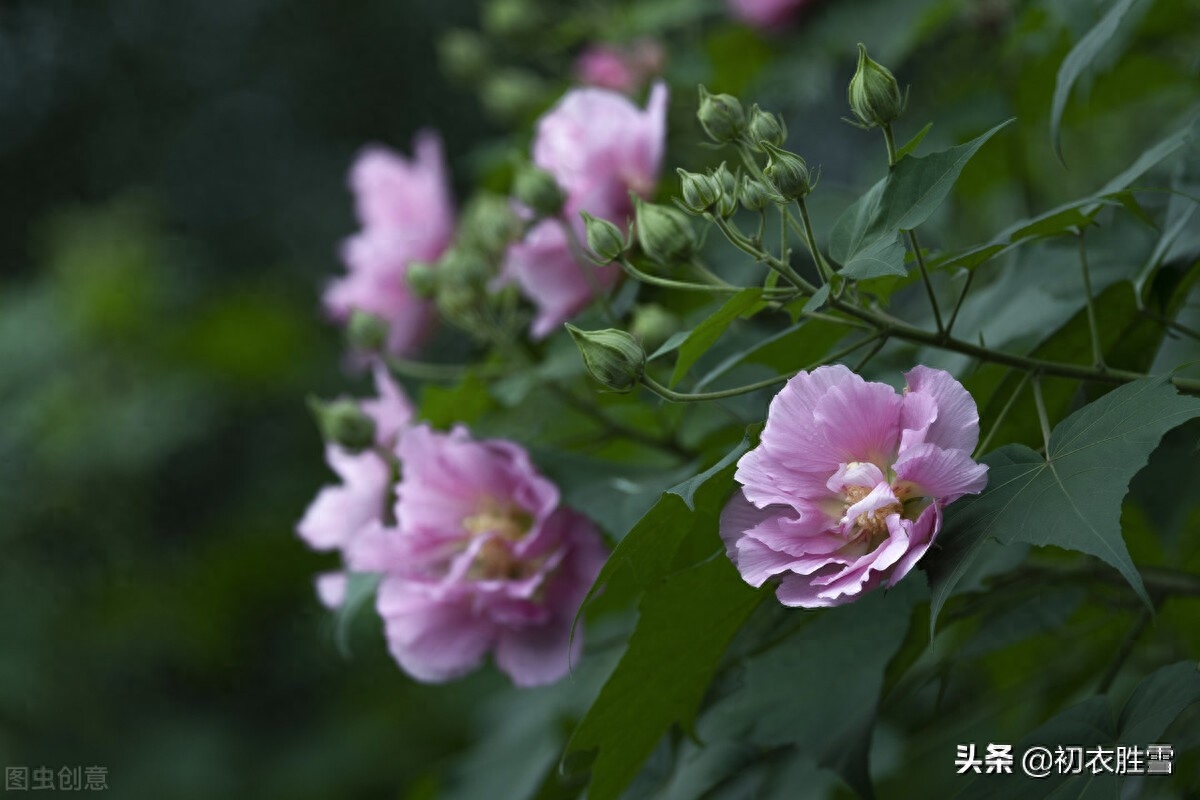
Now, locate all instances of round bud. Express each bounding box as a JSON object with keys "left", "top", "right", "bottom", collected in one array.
[
  {"left": 581, "top": 212, "right": 627, "bottom": 264},
  {"left": 630, "top": 303, "right": 680, "bottom": 352},
  {"left": 761, "top": 142, "right": 812, "bottom": 201},
  {"left": 738, "top": 177, "right": 775, "bottom": 212},
  {"left": 677, "top": 168, "right": 722, "bottom": 215},
  {"left": 347, "top": 309, "right": 390, "bottom": 352},
  {"left": 848, "top": 43, "right": 904, "bottom": 128},
  {"left": 634, "top": 198, "right": 697, "bottom": 265},
  {"left": 746, "top": 104, "right": 786, "bottom": 152},
  {"left": 697, "top": 85, "right": 747, "bottom": 144},
  {"left": 438, "top": 29, "right": 490, "bottom": 83},
  {"left": 711, "top": 162, "right": 739, "bottom": 218},
  {"left": 309, "top": 397, "right": 376, "bottom": 453},
  {"left": 406, "top": 262, "right": 438, "bottom": 299},
  {"left": 565, "top": 325, "right": 646, "bottom": 393},
  {"left": 513, "top": 163, "right": 565, "bottom": 218}
]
